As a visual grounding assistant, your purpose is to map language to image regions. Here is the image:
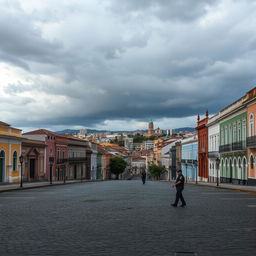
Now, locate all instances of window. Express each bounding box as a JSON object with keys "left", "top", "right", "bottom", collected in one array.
[
  {"left": 249, "top": 114, "right": 254, "bottom": 136},
  {"left": 229, "top": 125, "right": 232, "bottom": 144},
  {"left": 13, "top": 151, "right": 17, "bottom": 171},
  {"left": 233, "top": 124, "right": 237, "bottom": 142},
  {"left": 242, "top": 119, "right": 246, "bottom": 140},
  {"left": 225, "top": 126, "right": 228, "bottom": 144}
]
